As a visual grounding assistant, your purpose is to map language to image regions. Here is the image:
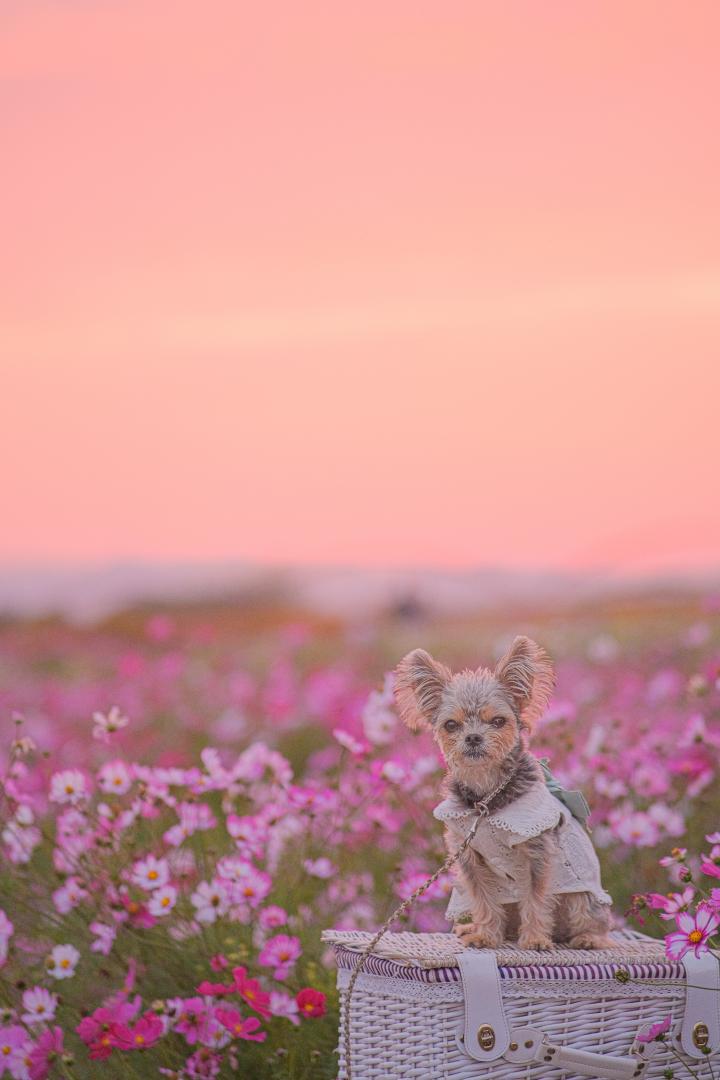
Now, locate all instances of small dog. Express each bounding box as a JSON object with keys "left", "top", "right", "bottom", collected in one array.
[{"left": 394, "top": 636, "right": 613, "bottom": 951}]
